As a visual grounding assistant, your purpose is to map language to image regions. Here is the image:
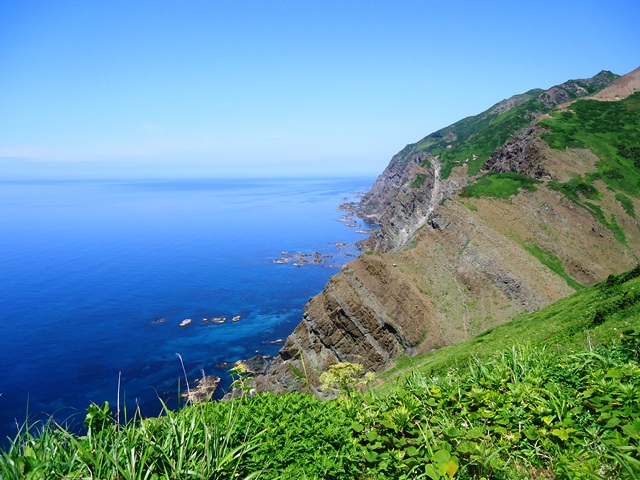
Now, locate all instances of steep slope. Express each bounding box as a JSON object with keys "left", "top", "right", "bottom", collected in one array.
[
  {"left": 360, "top": 70, "right": 618, "bottom": 252},
  {"left": 254, "top": 67, "right": 640, "bottom": 396},
  {"left": 593, "top": 65, "right": 640, "bottom": 100}
]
